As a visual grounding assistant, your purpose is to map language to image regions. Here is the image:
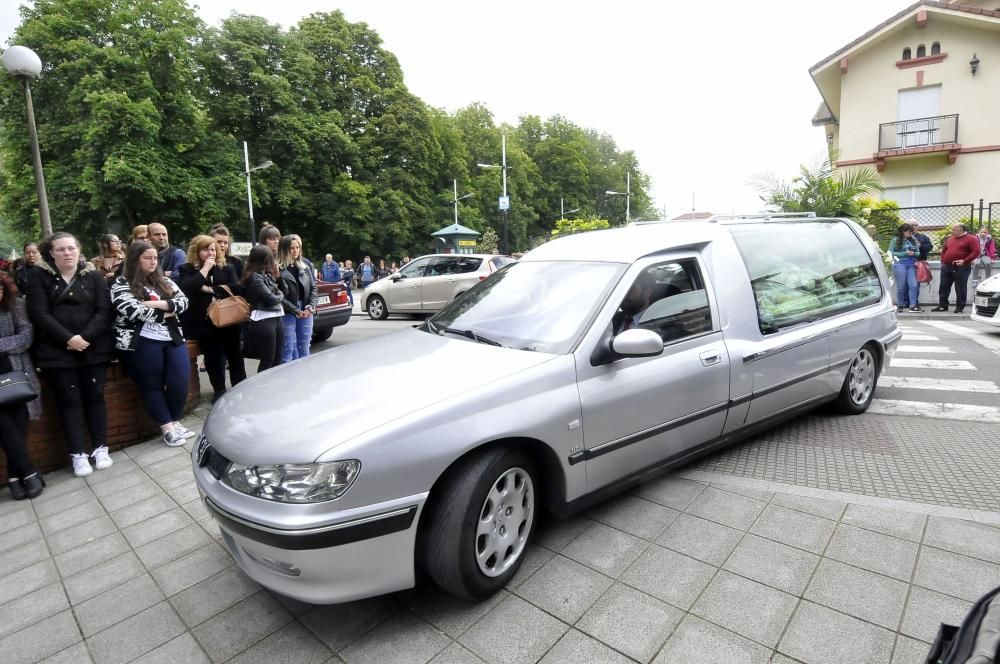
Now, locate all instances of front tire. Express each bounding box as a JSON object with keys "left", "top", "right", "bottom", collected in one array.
[
  {"left": 367, "top": 295, "right": 389, "bottom": 320},
  {"left": 422, "top": 447, "right": 538, "bottom": 601},
  {"left": 835, "top": 344, "right": 879, "bottom": 414},
  {"left": 311, "top": 327, "right": 333, "bottom": 343}
]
